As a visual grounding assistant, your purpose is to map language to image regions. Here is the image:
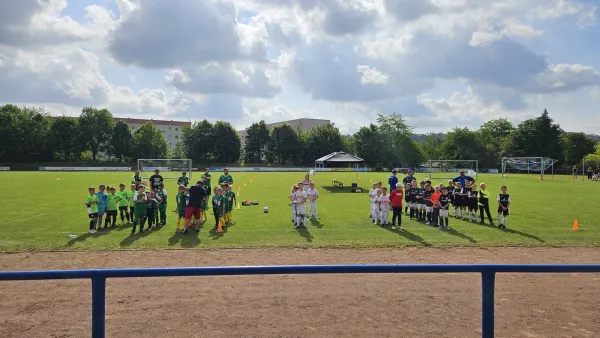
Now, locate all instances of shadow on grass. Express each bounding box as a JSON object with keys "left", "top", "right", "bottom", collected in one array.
[
  {"left": 66, "top": 230, "right": 111, "bottom": 247},
  {"left": 380, "top": 225, "right": 430, "bottom": 246},
  {"left": 115, "top": 222, "right": 133, "bottom": 231},
  {"left": 309, "top": 218, "right": 324, "bottom": 229},
  {"left": 297, "top": 228, "right": 313, "bottom": 242},
  {"left": 181, "top": 229, "right": 201, "bottom": 247},
  {"left": 119, "top": 228, "right": 154, "bottom": 247},
  {"left": 320, "top": 186, "right": 366, "bottom": 194},
  {"left": 480, "top": 222, "right": 545, "bottom": 243},
  {"left": 445, "top": 226, "right": 478, "bottom": 244}
]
